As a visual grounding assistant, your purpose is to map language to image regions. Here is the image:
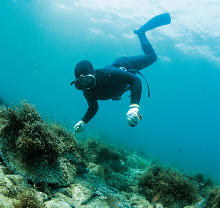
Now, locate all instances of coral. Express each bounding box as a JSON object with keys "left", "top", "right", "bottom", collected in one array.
[
  {"left": 13, "top": 188, "right": 45, "bottom": 208},
  {"left": 138, "top": 164, "right": 200, "bottom": 207}
]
